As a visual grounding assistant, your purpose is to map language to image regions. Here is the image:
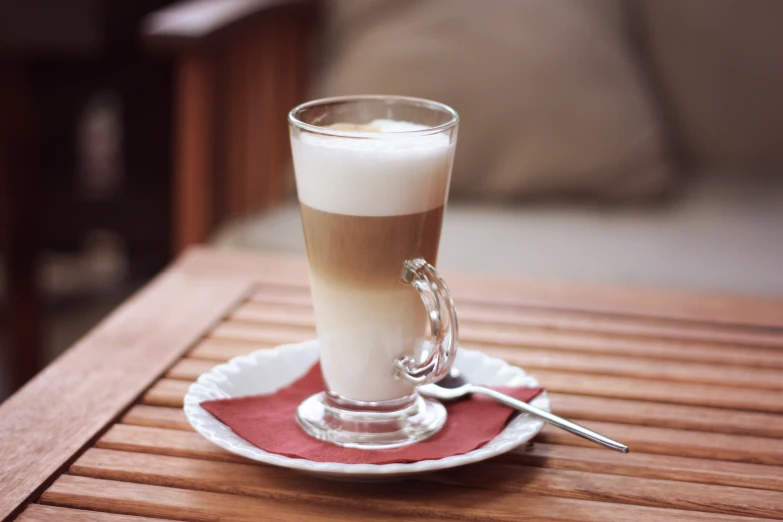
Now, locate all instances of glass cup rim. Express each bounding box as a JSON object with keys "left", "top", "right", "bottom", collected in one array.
[{"left": 288, "top": 94, "right": 459, "bottom": 139}]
